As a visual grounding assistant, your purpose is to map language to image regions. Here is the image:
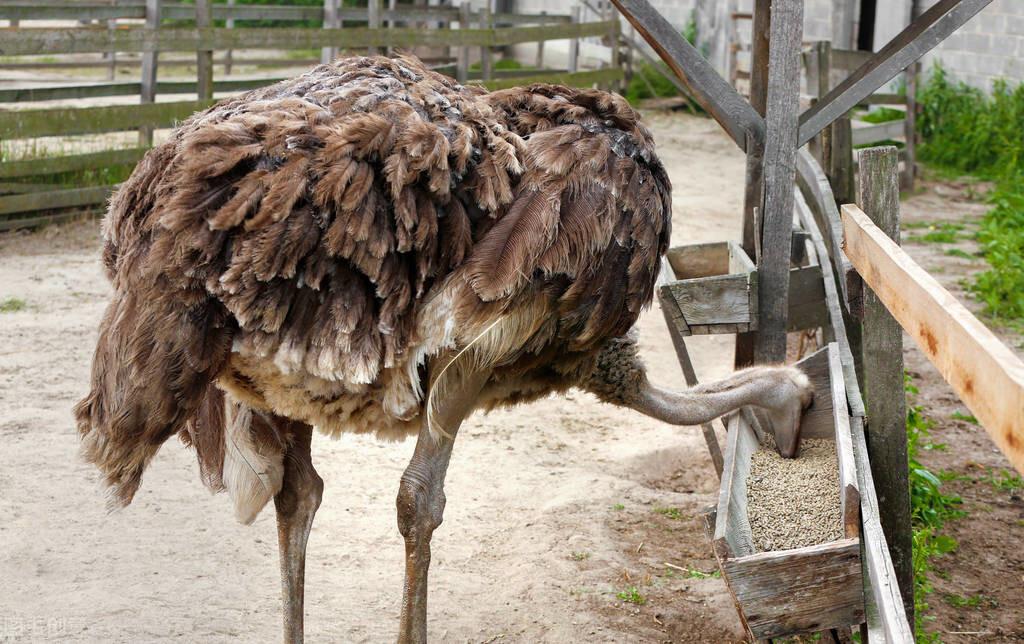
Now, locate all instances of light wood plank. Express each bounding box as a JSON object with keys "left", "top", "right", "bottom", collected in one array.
[
  {"left": 851, "top": 119, "right": 906, "bottom": 146},
  {"left": 842, "top": 201, "right": 1024, "bottom": 475}
]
